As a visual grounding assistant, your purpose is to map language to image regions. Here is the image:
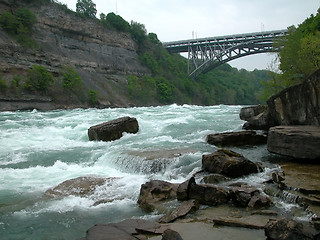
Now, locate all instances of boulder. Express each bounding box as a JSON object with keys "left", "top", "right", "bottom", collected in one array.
[
  {"left": 137, "top": 180, "right": 179, "bottom": 212},
  {"left": 201, "top": 174, "right": 231, "bottom": 184},
  {"left": 239, "top": 105, "right": 267, "bottom": 121},
  {"left": 176, "top": 177, "right": 230, "bottom": 206},
  {"left": 45, "top": 176, "right": 107, "bottom": 197},
  {"left": 88, "top": 116, "right": 139, "bottom": 142},
  {"left": 264, "top": 218, "right": 320, "bottom": 240},
  {"left": 242, "top": 110, "right": 276, "bottom": 131},
  {"left": 267, "top": 125, "right": 320, "bottom": 159},
  {"left": 202, "top": 149, "right": 261, "bottom": 178},
  {"left": 188, "top": 178, "right": 230, "bottom": 206},
  {"left": 206, "top": 130, "right": 267, "bottom": 146},
  {"left": 158, "top": 199, "right": 199, "bottom": 223},
  {"left": 161, "top": 229, "right": 183, "bottom": 240},
  {"left": 83, "top": 219, "right": 168, "bottom": 240},
  {"left": 229, "top": 185, "right": 271, "bottom": 208}
]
